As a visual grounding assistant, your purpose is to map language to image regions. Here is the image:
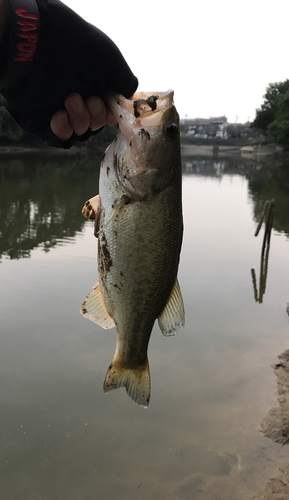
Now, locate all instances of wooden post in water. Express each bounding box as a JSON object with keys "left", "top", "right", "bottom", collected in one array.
[{"left": 251, "top": 199, "right": 275, "bottom": 303}]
